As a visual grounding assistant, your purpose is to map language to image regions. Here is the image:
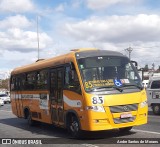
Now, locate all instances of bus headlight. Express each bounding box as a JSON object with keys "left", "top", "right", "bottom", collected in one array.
[
  {"left": 86, "top": 106, "right": 105, "bottom": 112},
  {"left": 140, "top": 101, "right": 147, "bottom": 108}
]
